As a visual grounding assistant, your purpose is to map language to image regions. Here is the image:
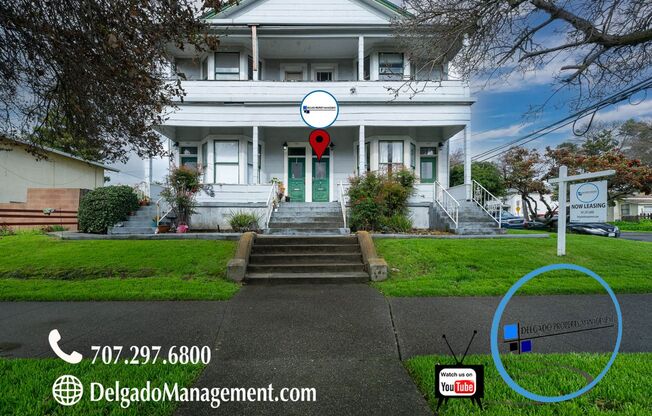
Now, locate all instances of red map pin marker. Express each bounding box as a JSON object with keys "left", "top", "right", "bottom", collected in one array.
[{"left": 309, "top": 129, "right": 331, "bottom": 161}]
